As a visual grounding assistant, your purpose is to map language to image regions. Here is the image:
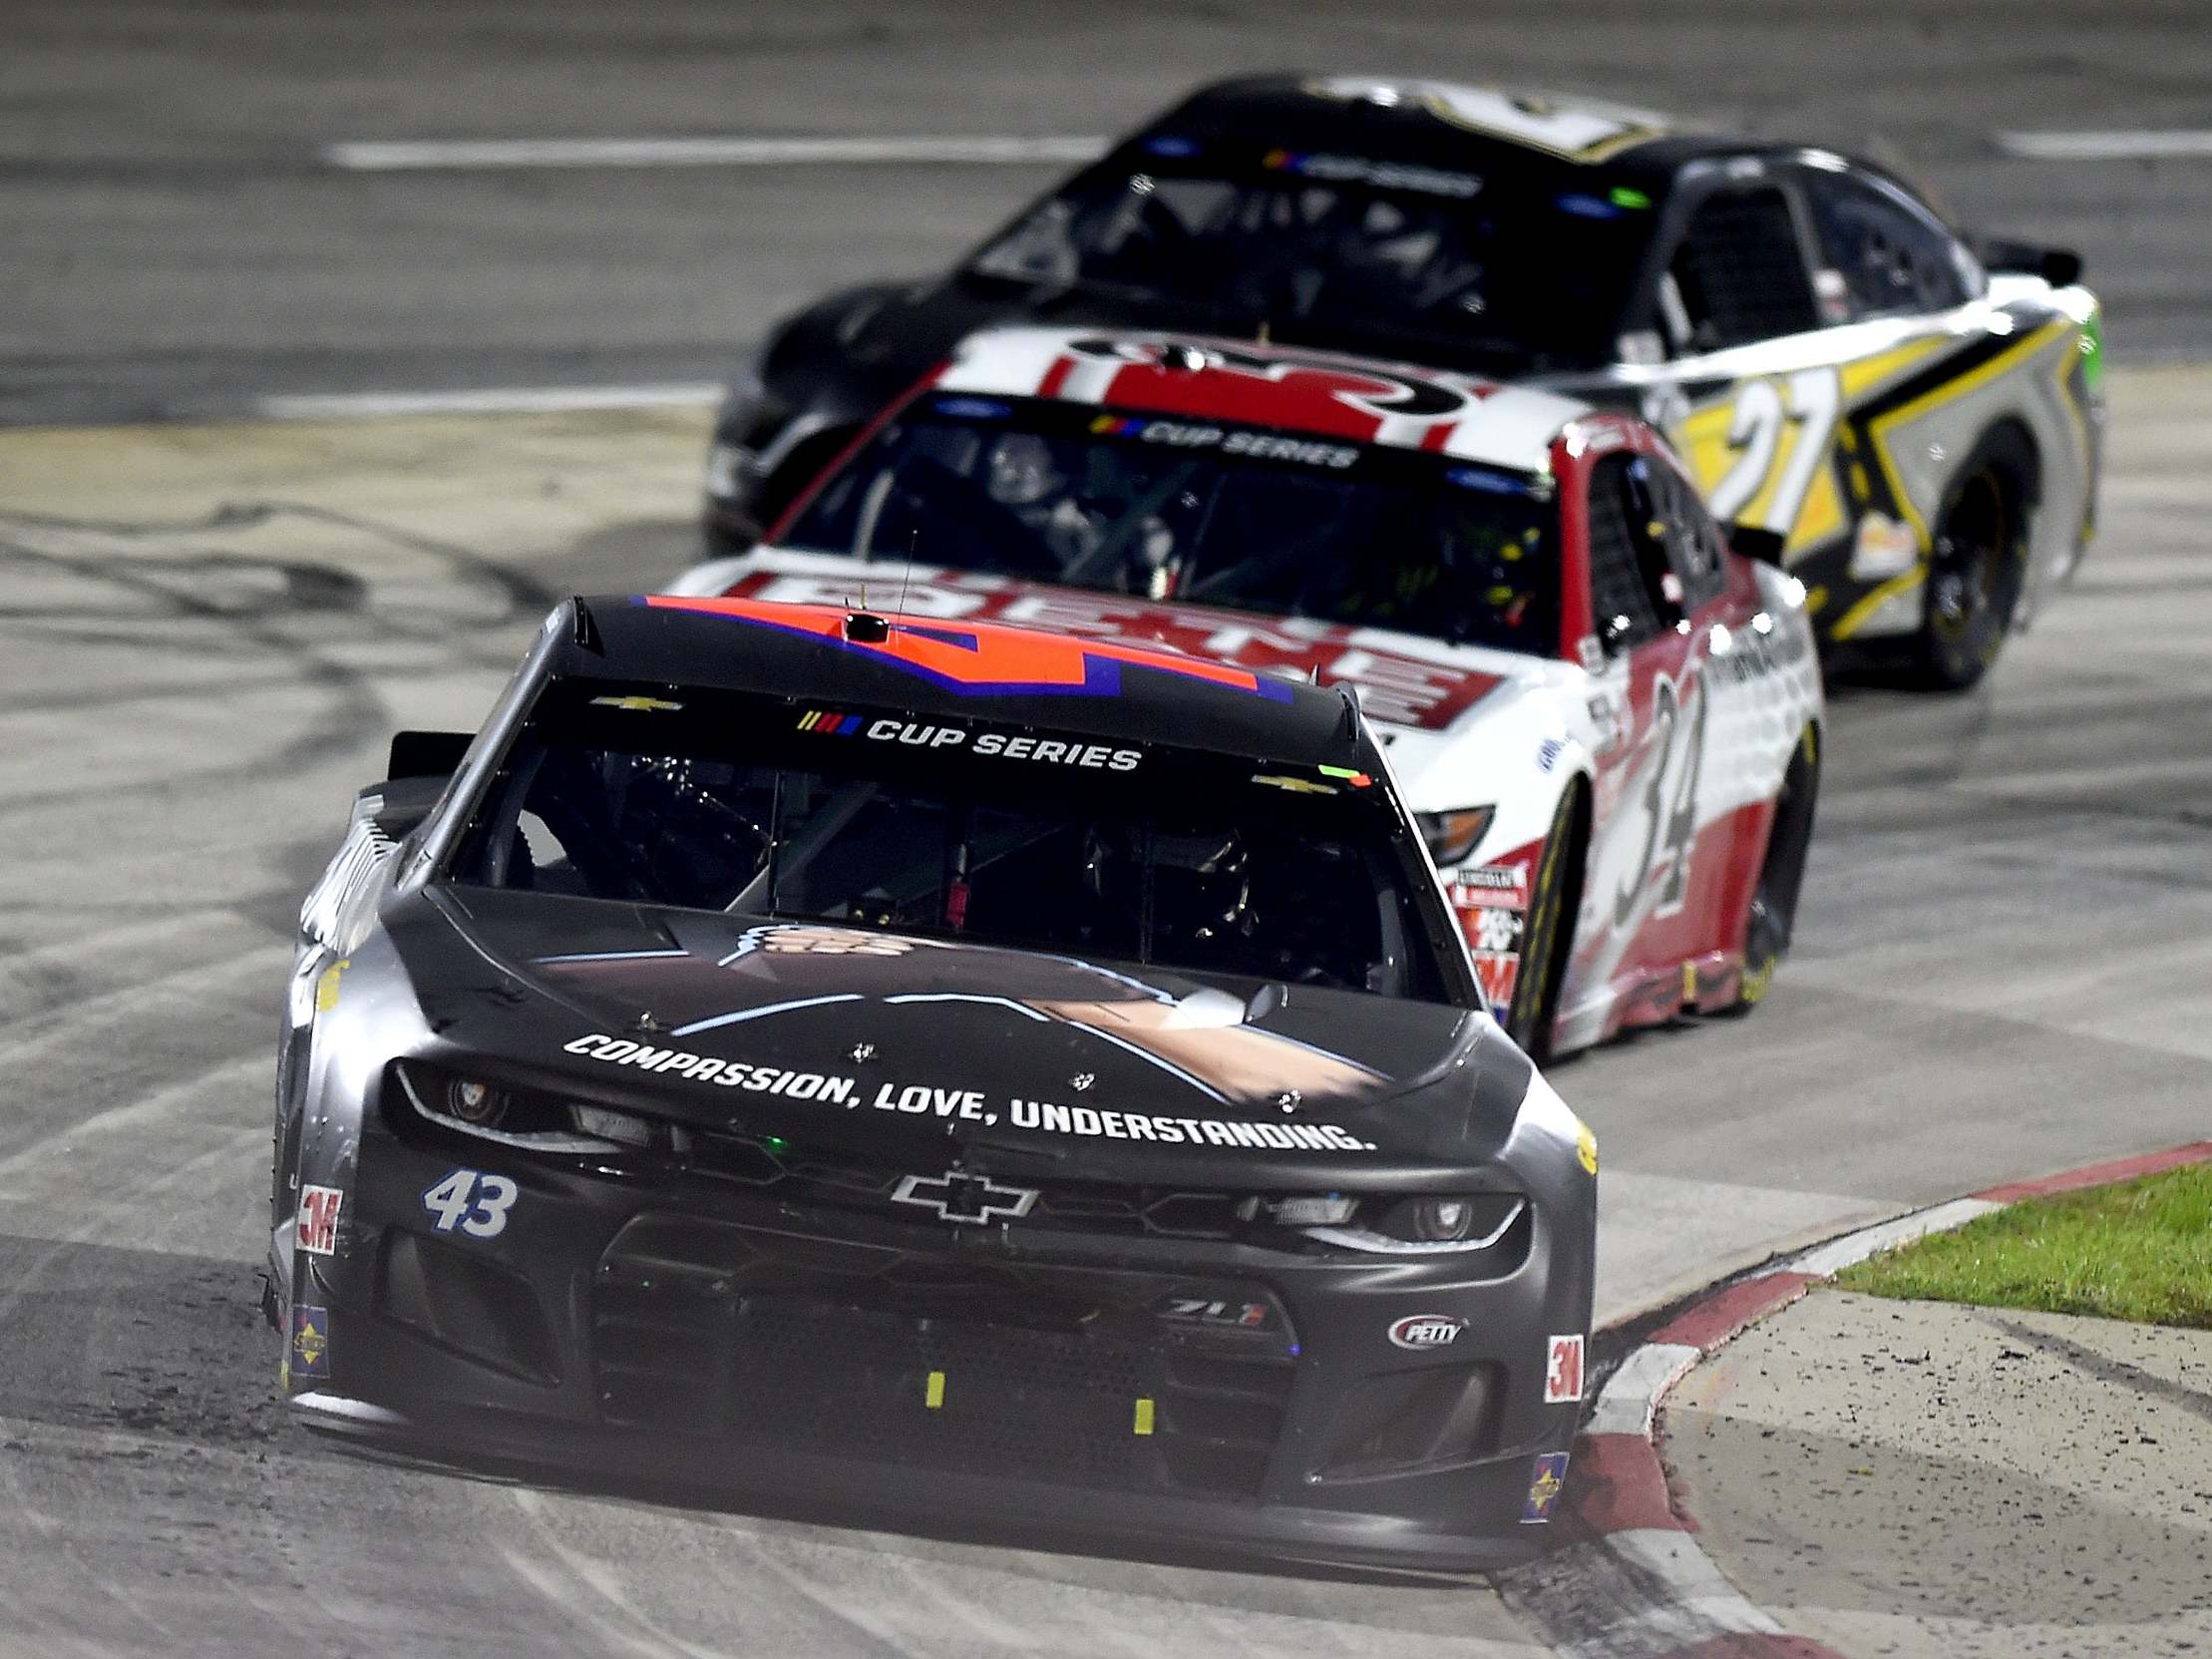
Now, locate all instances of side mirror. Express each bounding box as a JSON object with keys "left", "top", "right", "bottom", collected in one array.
[
  {"left": 1977, "top": 236, "right": 2083, "bottom": 288},
  {"left": 387, "top": 729, "right": 472, "bottom": 781},
  {"left": 2039, "top": 247, "right": 2083, "bottom": 288},
  {"left": 1725, "top": 525, "right": 1787, "bottom": 568}
]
